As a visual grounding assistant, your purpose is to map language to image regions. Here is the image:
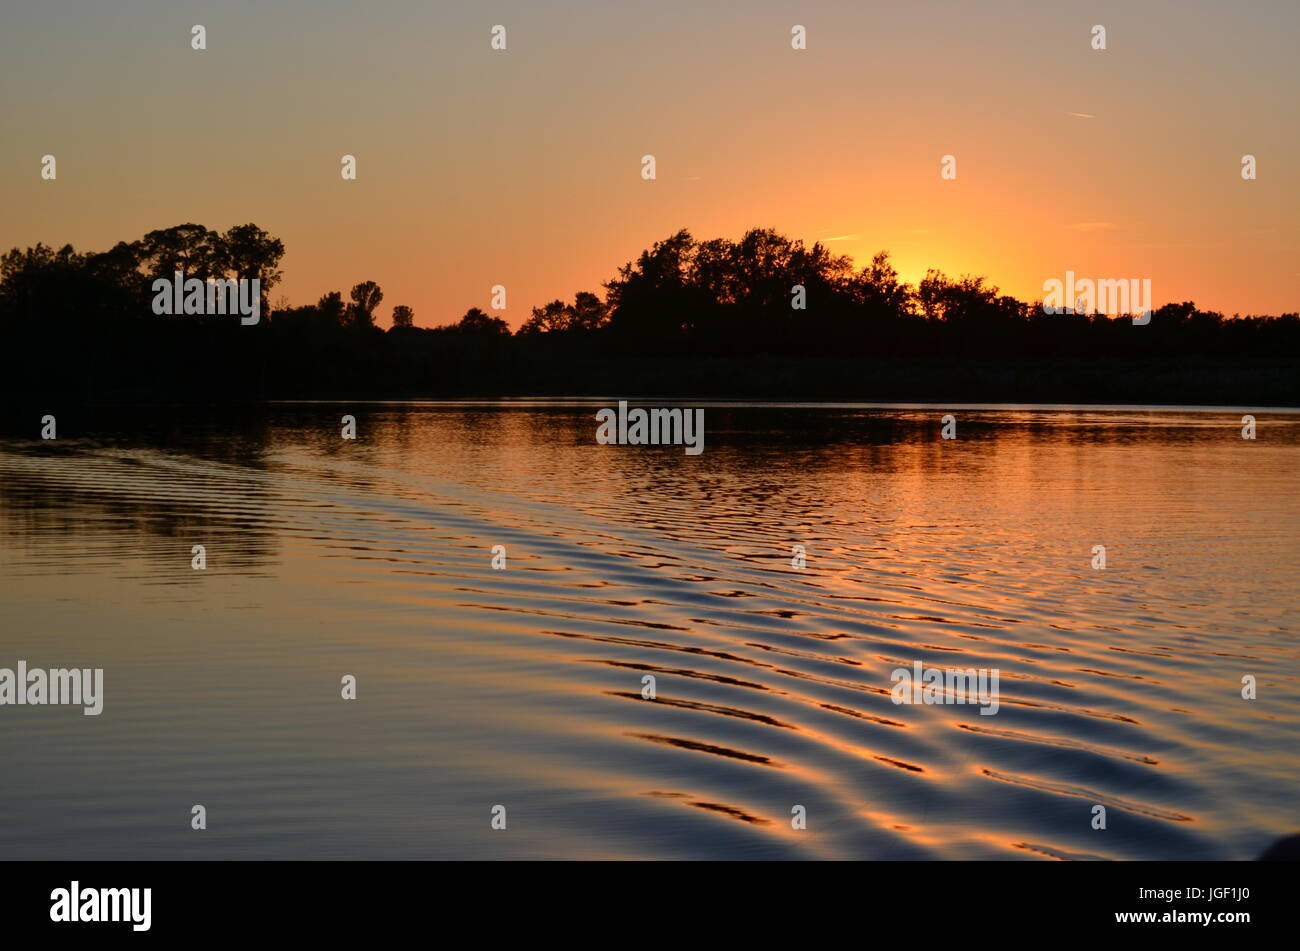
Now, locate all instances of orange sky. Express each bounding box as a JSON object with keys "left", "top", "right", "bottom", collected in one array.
[{"left": 2, "top": 0, "right": 1297, "bottom": 327}]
